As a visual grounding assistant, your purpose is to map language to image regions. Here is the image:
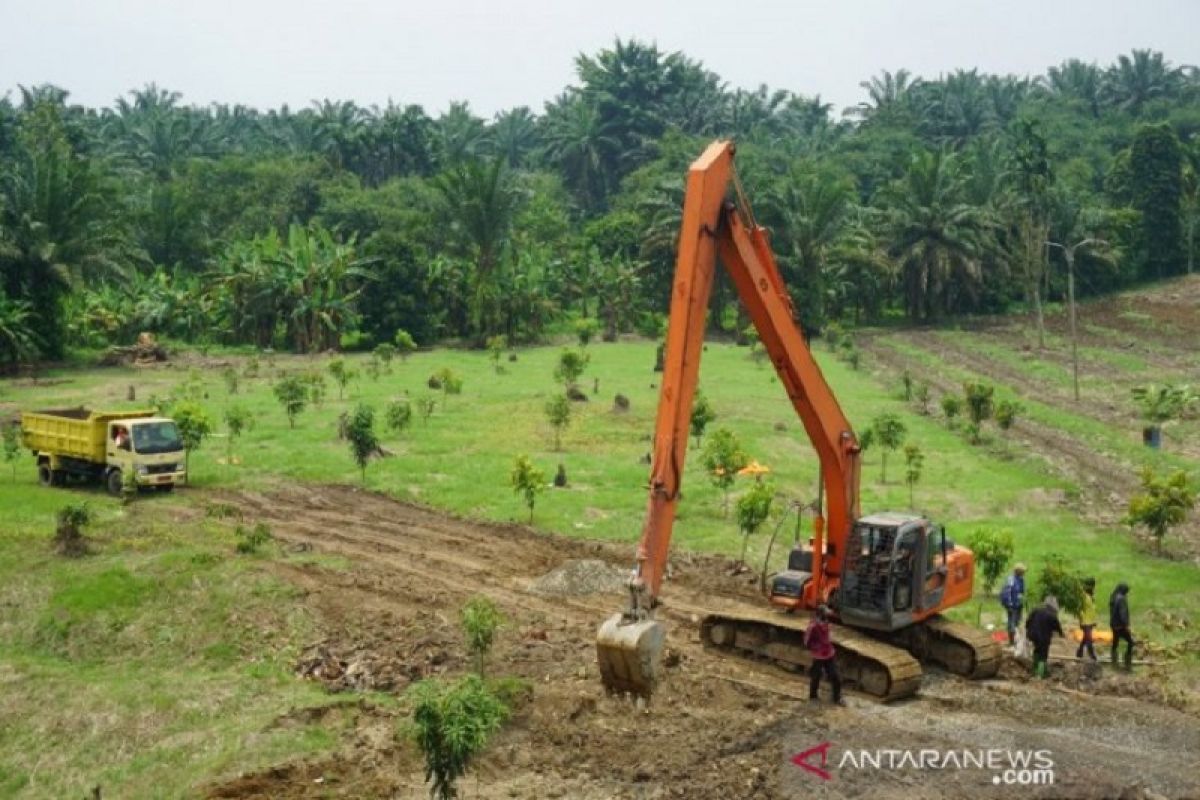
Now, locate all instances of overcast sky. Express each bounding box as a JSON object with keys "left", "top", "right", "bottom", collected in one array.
[{"left": 2, "top": 0, "right": 1197, "bottom": 117}]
